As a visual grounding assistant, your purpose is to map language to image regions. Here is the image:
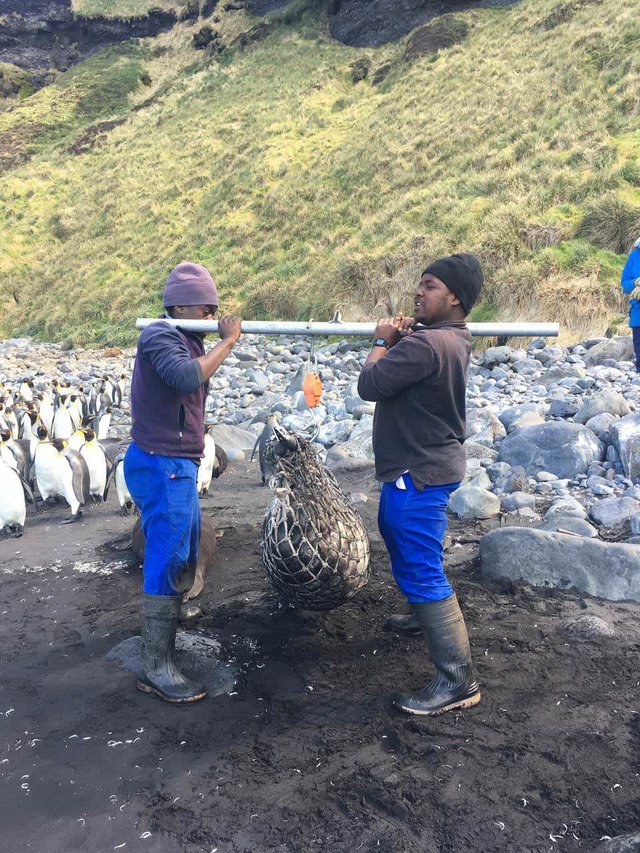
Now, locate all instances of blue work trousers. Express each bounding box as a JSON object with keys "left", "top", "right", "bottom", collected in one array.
[
  {"left": 633, "top": 327, "right": 640, "bottom": 373},
  {"left": 378, "top": 475, "right": 459, "bottom": 603},
  {"left": 124, "top": 442, "right": 201, "bottom": 596}
]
